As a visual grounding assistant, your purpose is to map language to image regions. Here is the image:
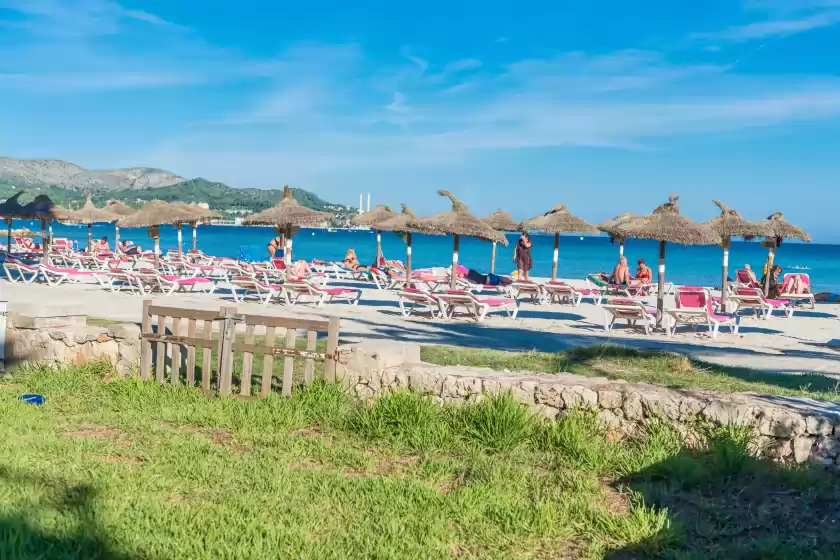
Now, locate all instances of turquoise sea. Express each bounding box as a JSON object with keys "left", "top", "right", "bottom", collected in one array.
[{"left": 32, "top": 222, "right": 840, "bottom": 294}]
